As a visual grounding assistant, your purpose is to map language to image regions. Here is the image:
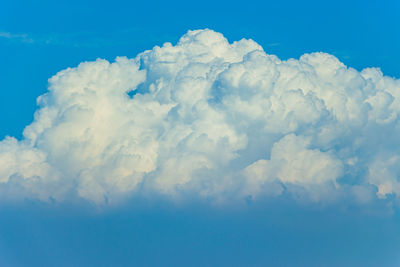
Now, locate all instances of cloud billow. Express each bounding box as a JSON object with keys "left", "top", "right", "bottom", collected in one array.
[{"left": 1, "top": 29, "right": 400, "bottom": 206}]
